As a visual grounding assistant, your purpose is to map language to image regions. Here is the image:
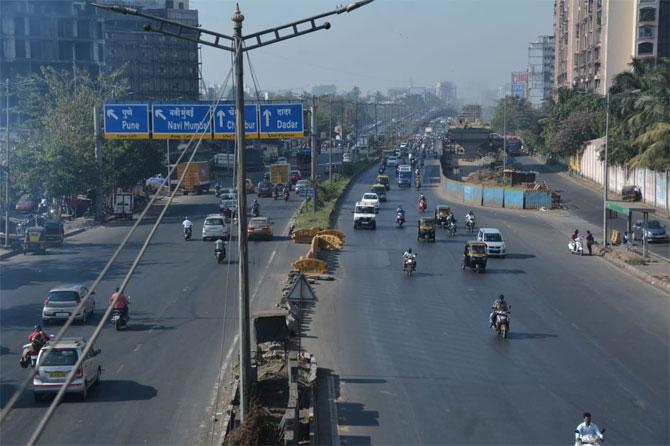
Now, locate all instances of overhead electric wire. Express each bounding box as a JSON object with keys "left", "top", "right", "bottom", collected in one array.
[{"left": 2, "top": 68, "right": 233, "bottom": 438}]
